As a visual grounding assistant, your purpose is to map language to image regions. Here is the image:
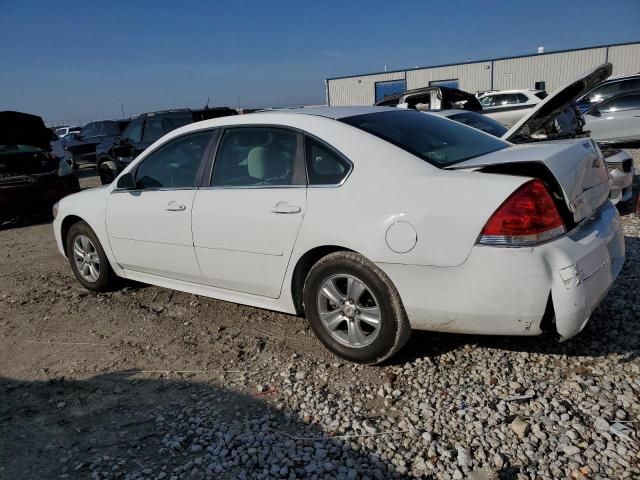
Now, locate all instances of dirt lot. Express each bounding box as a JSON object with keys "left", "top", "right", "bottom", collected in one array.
[{"left": 1, "top": 160, "right": 639, "bottom": 480}]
